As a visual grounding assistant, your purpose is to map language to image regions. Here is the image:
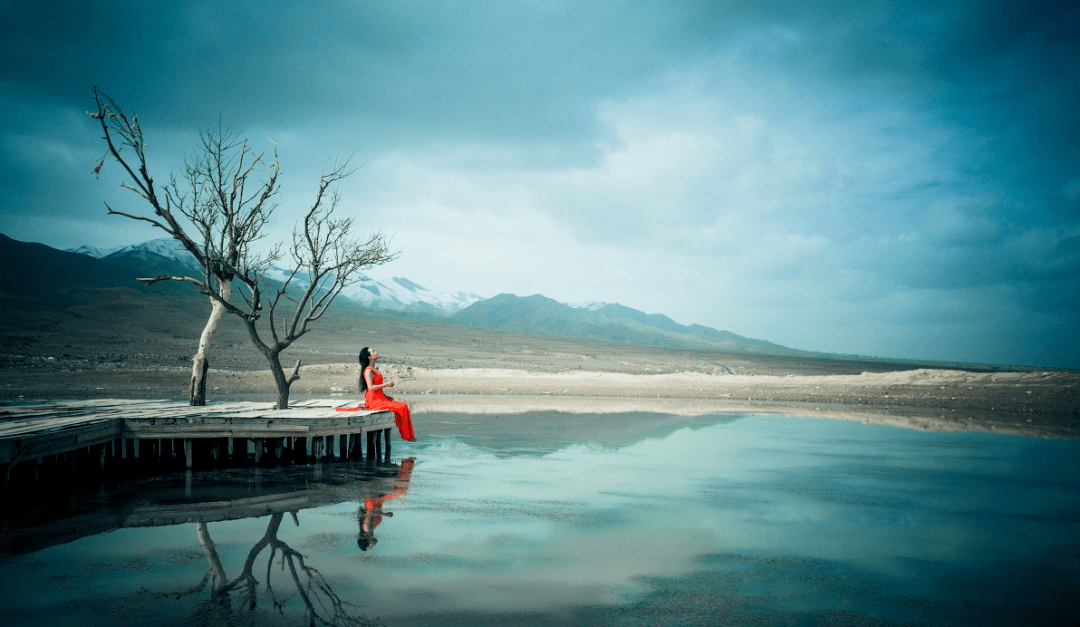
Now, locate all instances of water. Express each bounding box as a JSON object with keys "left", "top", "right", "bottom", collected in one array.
[{"left": 1, "top": 412, "right": 1078, "bottom": 626}]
